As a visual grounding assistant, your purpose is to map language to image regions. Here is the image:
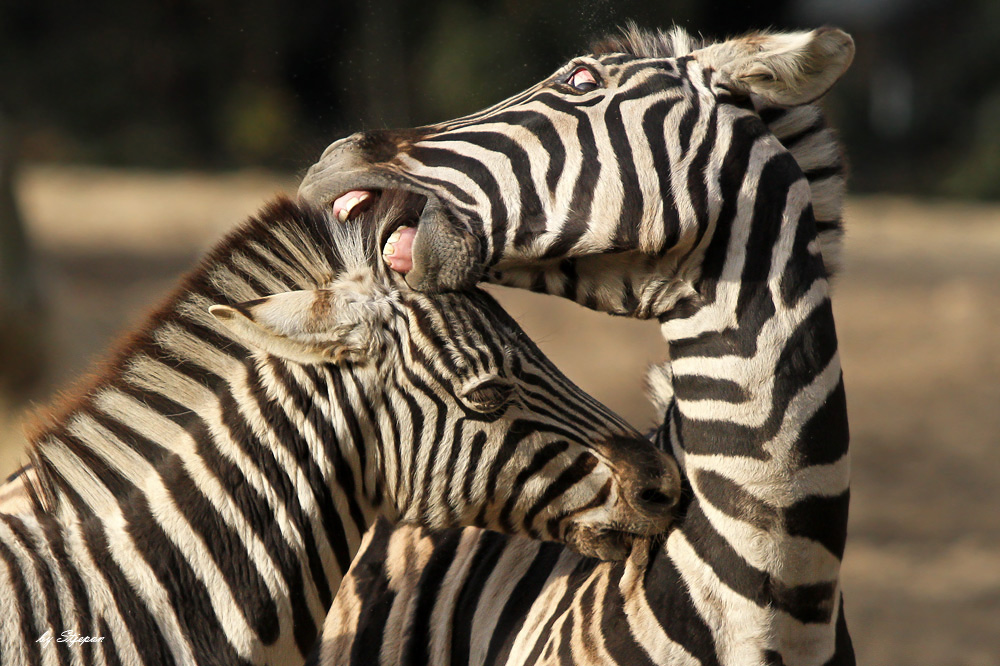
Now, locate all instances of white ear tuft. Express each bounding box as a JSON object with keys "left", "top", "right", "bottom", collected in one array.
[
  {"left": 696, "top": 27, "right": 854, "bottom": 106},
  {"left": 209, "top": 278, "right": 393, "bottom": 365}
]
